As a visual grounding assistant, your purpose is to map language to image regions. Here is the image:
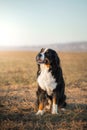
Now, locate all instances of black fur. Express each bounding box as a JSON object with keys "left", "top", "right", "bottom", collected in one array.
[{"left": 36, "top": 48, "right": 66, "bottom": 109}]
